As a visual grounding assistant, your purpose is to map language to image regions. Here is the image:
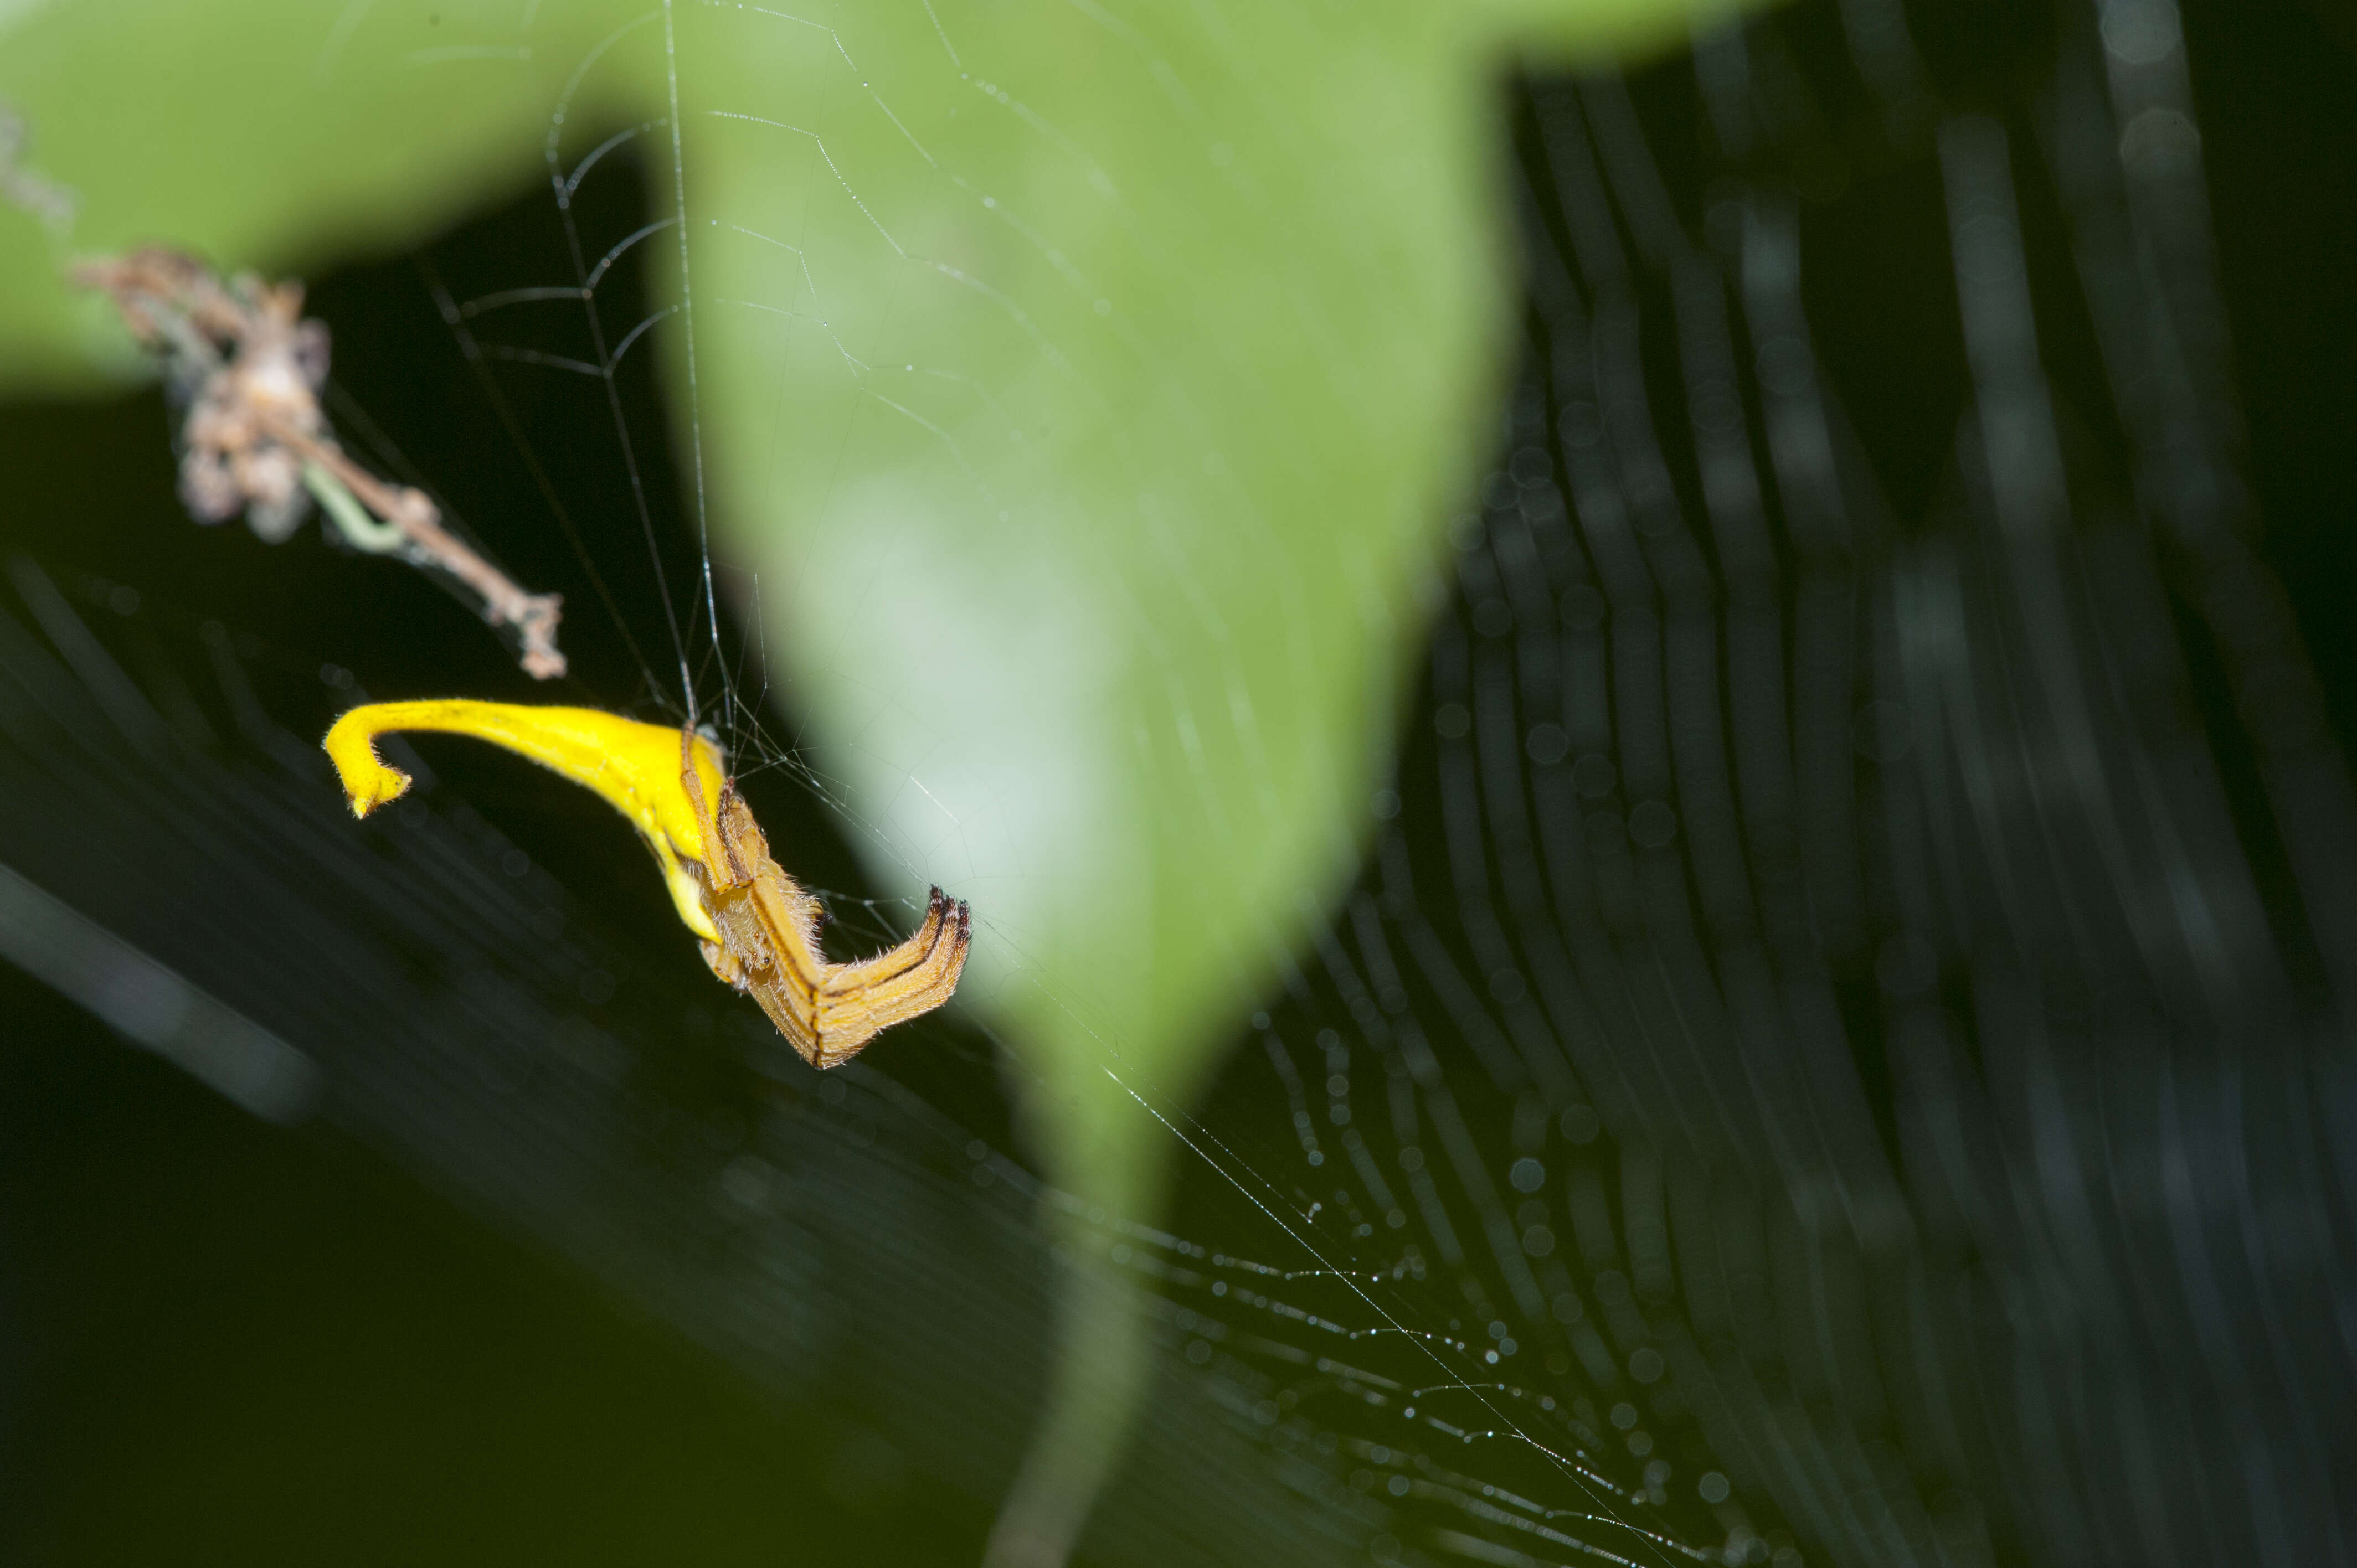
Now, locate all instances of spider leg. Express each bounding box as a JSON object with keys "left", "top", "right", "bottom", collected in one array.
[
  {"left": 747, "top": 899, "right": 970, "bottom": 1069},
  {"left": 677, "top": 729, "right": 742, "bottom": 891},
  {"left": 817, "top": 888, "right": 951, "bottom": 993},
  {"left": 830, "top": 899, "right": 967, "bottom": 1014},
  {"left": 743, "top": 863, "right": 829, "bottom": 991},
  {"left": 820, "top": 906, "right": 965, "bottom": 1022},
  {"left": 810, "top": 899, "right": 971, "bottom": 1065},
  {"left": 700, "top": 938, "right": 752, "bottom": 992},
  {"left": 743, "top": 973, "right": 821, "bottom": 1061},
  {"left": 706, "top": 780, "right": 768, "bottom": 892}
]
